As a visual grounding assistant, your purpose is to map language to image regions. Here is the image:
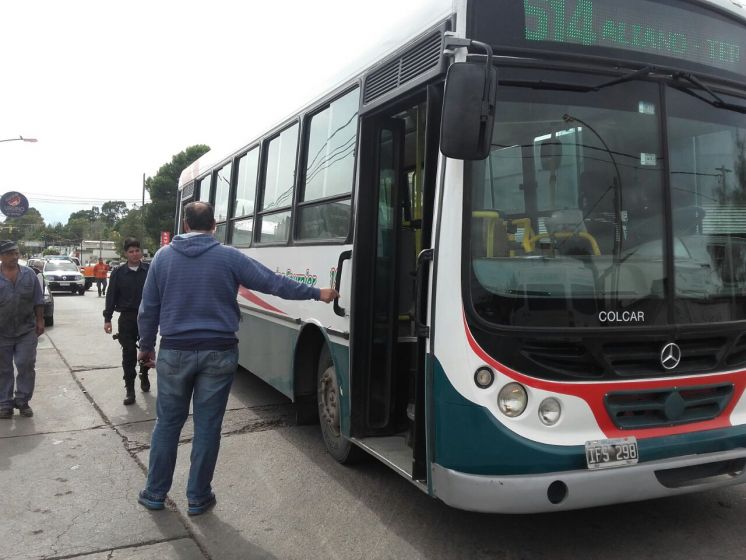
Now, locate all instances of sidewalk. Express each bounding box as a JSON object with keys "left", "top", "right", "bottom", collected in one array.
[
  {"left": 0, "top": 295, "right": 464, "bottom": 560},
  {"left": 0, "top": 334, "right": 205, "bottom": 560}
]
